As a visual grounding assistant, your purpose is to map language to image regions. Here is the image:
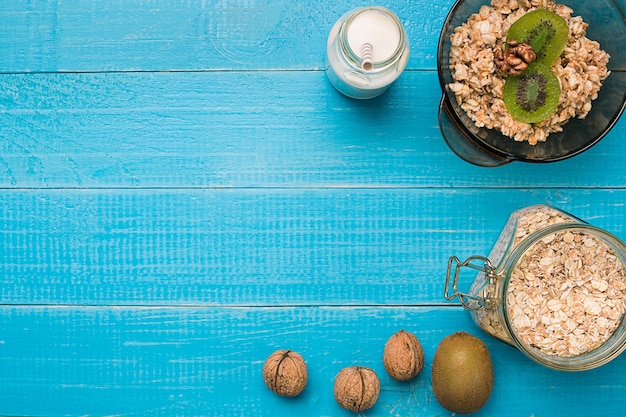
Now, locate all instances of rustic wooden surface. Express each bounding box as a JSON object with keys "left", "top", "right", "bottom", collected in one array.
[{"left": 1, "top": 0, "right": 625, "bottom": 416}]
